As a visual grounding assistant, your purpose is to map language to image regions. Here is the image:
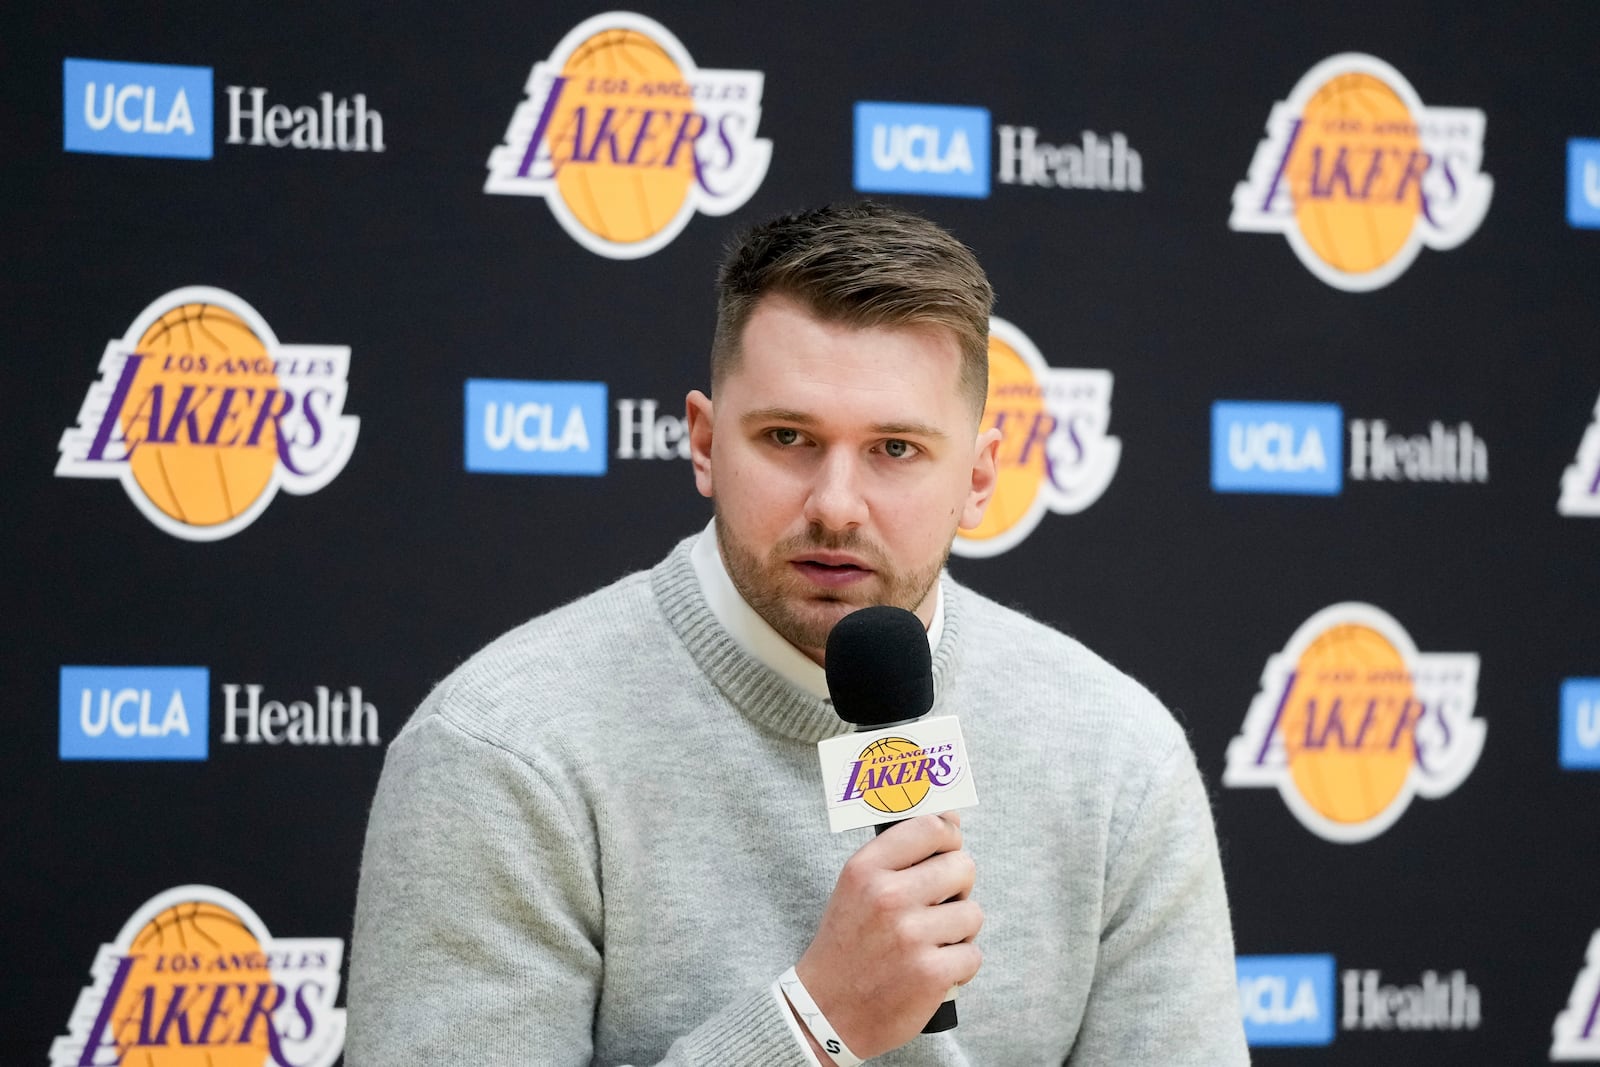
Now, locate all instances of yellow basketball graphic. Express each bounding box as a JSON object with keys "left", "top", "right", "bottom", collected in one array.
[
  {"left": 122, "top": 302, "right": 281, "bottom": 528},
  {"left": 965, "top": 336, "right": 1045, "bottom": 545},
  {"left": 1286, "top": 72, "right": 1423, "bottom": 275},
  {"left": 857, "top": 736, "right": 933, "bottom": 814},
  {"left": 550, "top": 29, "right": 697, "bottom": 246},
  {"left": 1281, "top": 623, "right": 1417, "bottom": 826},
  {"left": 109, "top": 901, "right": 273, "bottom": 1064}
]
